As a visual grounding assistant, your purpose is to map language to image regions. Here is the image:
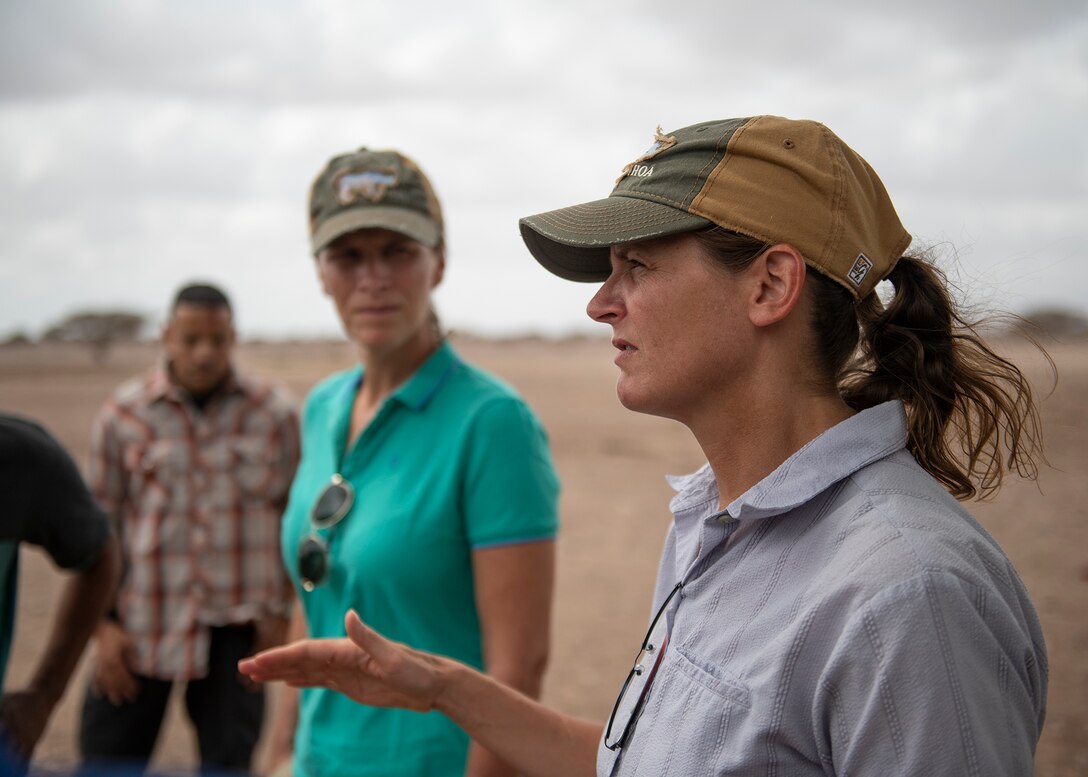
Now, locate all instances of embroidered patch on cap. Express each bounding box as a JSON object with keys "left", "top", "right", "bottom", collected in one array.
[
  {"left": 847, "top": 253, "right": 873, "bottom": 286},
  {"left": 616, "top": 125, "right": 677, "bottom": 185},
  {"left": 334, "top": 168, "right": 398, "bottom": 204}
]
